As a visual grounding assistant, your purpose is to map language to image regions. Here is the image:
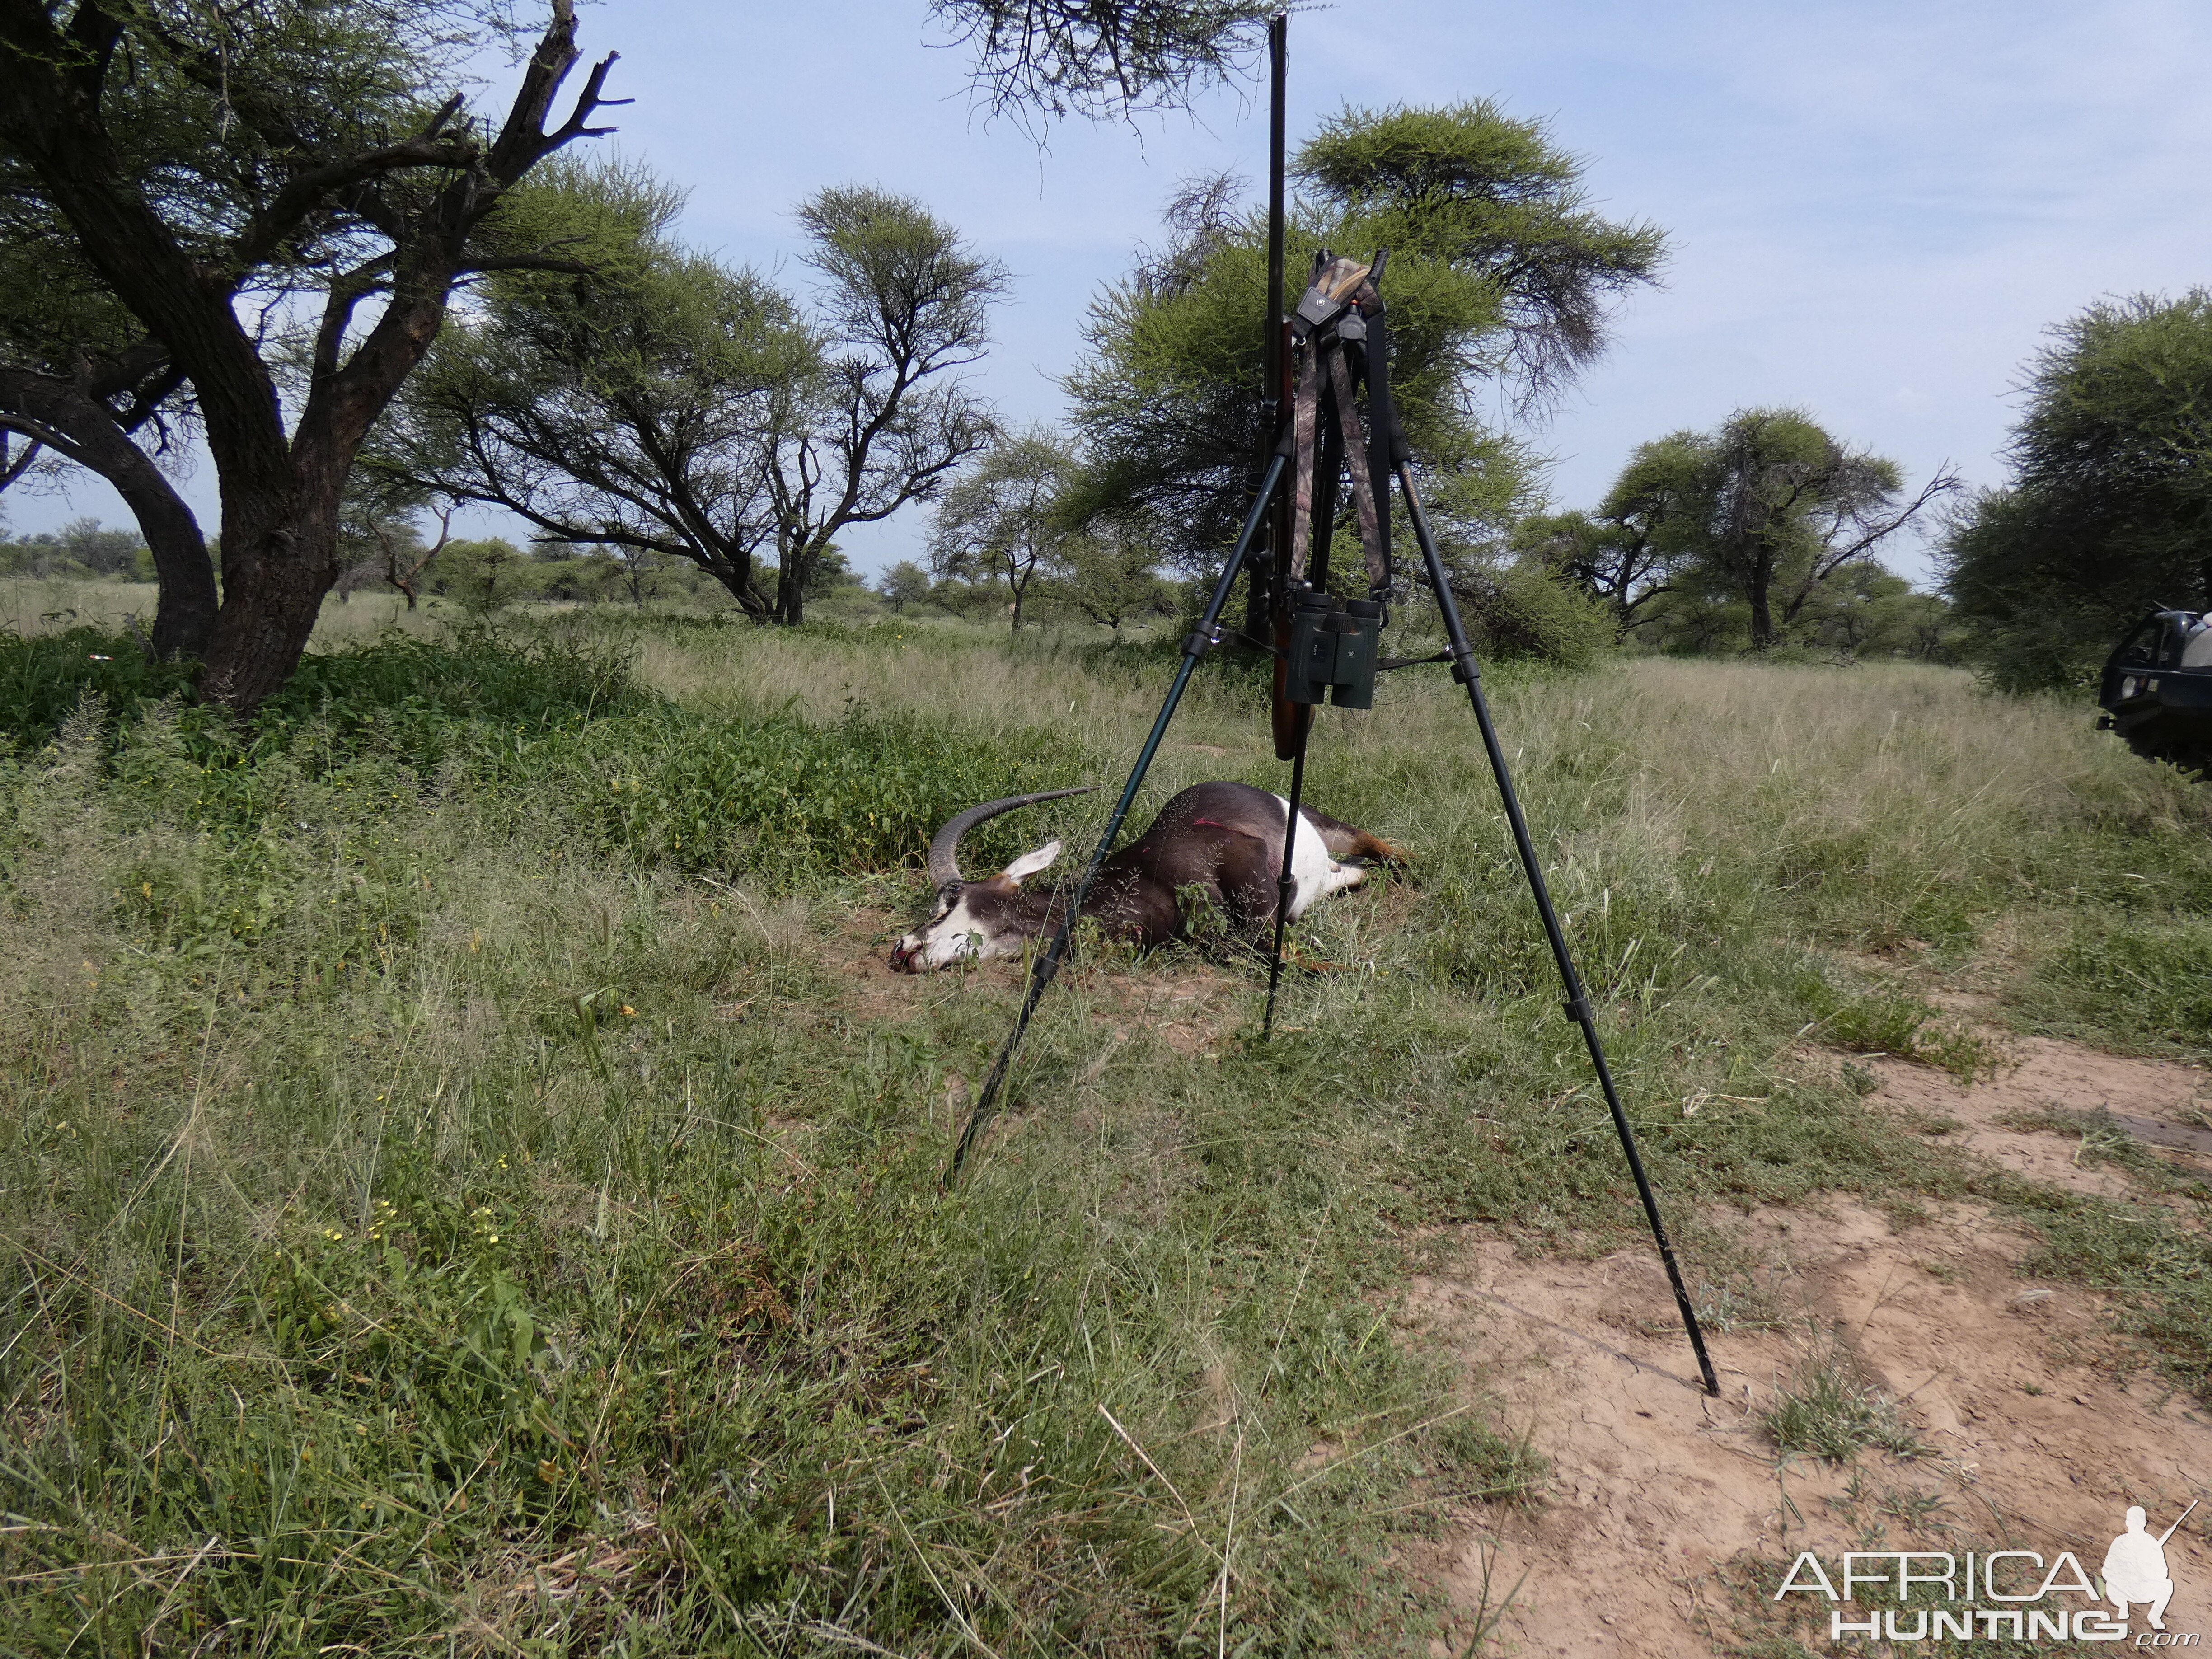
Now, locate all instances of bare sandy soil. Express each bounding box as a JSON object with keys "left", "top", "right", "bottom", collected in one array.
[{"left": 1403, "top": 1036, "right": 2212, "bottom": 1658}]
